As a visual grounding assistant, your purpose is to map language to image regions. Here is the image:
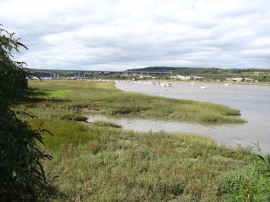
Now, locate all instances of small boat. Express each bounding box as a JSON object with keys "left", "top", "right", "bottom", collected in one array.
[
  {"left": 200, "top": 86, "right": 207, "bottom": 89},
  {"left": 224, "top": 83, "right": 231, "bottom": 86},
  {"left": 160, "top": 82, "right": 172, "bottom": 87}
]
